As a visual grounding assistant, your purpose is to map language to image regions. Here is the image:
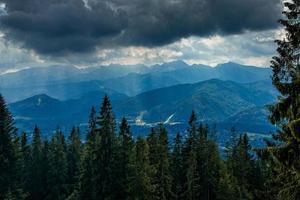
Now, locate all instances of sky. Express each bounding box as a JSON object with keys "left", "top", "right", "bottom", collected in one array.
[{"left": 0, "top": 0, "right": 283, "bottom": 73}]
